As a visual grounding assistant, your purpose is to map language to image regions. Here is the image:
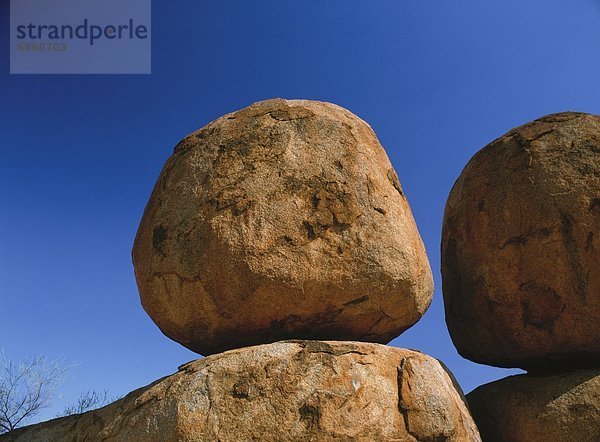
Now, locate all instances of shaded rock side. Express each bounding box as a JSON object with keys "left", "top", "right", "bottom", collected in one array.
[
  {"left": 3, "top": 341, "right": 480, "bottom": 442},
  {"left": 133, "top": 98, "right": 433, "bottom": 355},
  {"left": 467, "top": 368, "right": 600, "bottom": 442},
  {"left": 442, "top": 112, "right": 600, "bottom": 370}
]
